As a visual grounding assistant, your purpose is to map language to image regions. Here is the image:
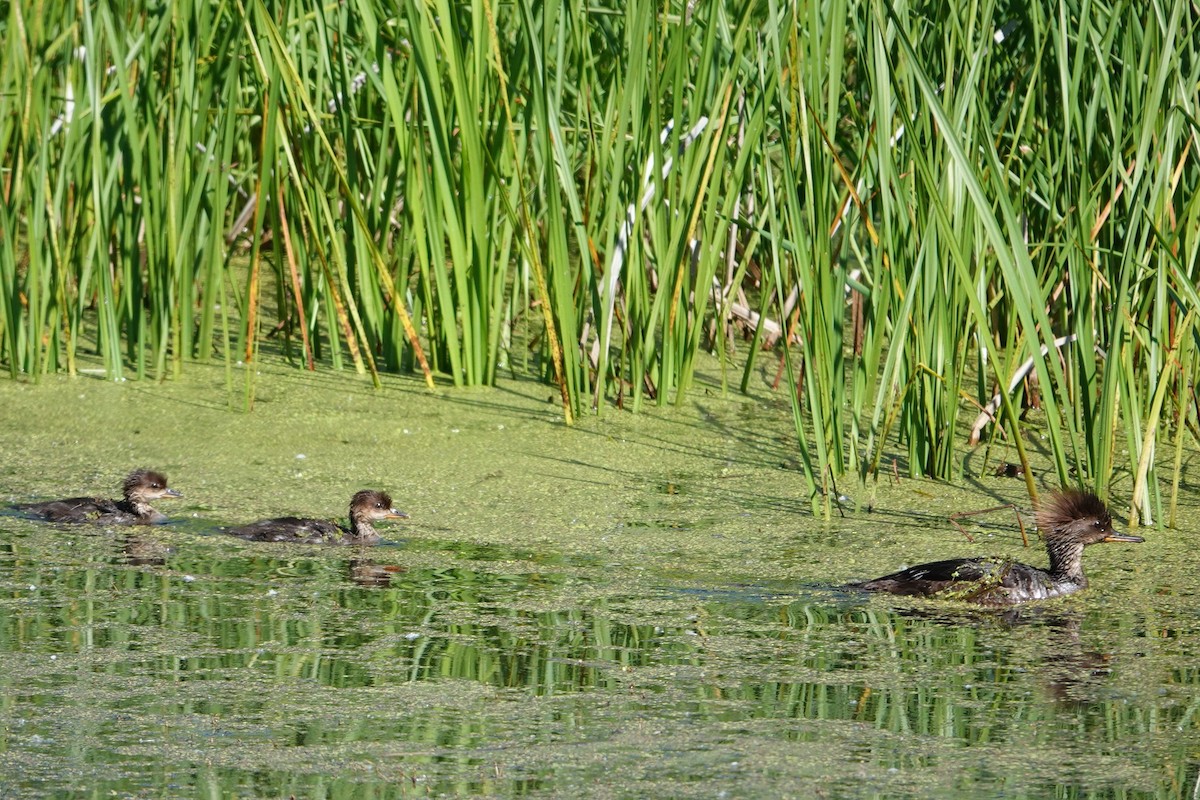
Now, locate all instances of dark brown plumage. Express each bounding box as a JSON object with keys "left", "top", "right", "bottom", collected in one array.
[
  {"left": 14, "top": 469, "right": 182, "bottom": 525},
  {"left": 226, "top": 489, "right": 407, "bottom": 545},
  {"left": 858, "top": 489, "right": 1143, "bottom": 605}
]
